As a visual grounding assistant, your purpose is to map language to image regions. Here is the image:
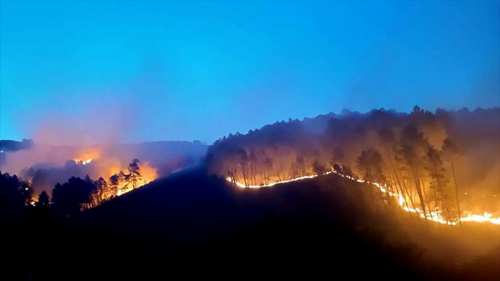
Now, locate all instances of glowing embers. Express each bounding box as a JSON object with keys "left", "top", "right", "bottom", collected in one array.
[
  {"left": 73, "top": 147, "right": 101, "bottom": 165},
  {"left": 461, "top": 213, "right": 500, "bottom": 225},
  {"left": 226, "top": 173, "right": 327, "bottom": 189},
  {"left": 74, "top": 159, "right": 93, "bottom": 165}
]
